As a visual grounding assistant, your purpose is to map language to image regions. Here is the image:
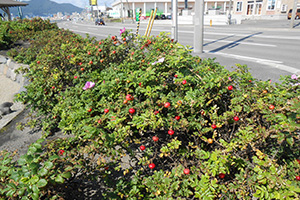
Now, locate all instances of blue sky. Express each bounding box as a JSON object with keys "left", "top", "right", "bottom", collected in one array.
[{"left": 49, "top": 0, "right": 114, "bottom": 8}]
